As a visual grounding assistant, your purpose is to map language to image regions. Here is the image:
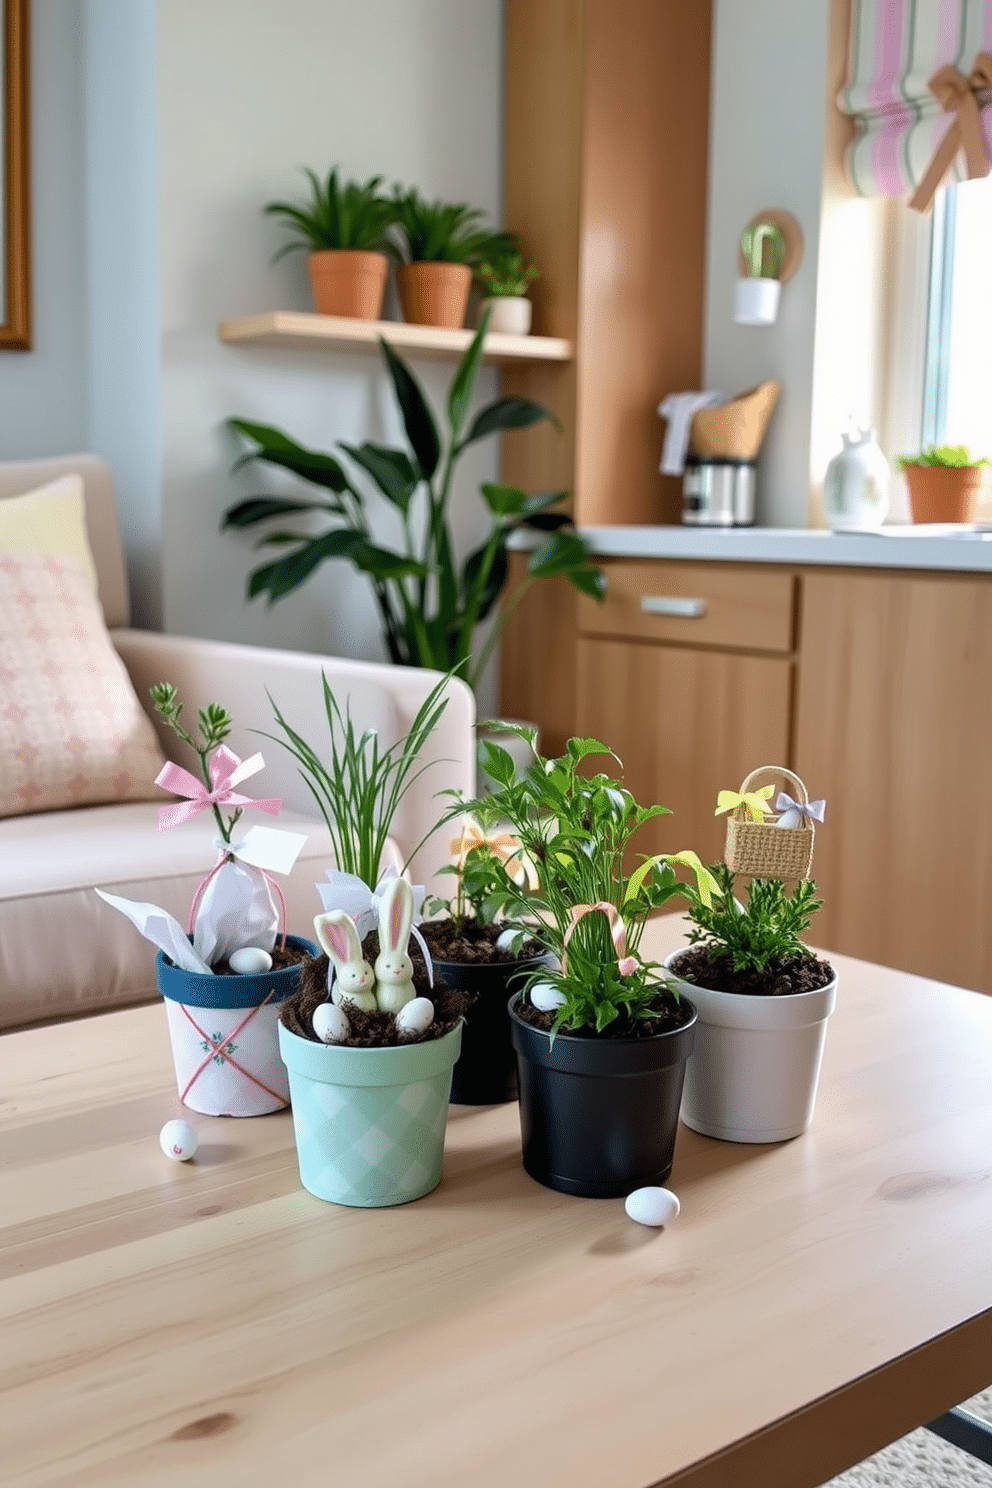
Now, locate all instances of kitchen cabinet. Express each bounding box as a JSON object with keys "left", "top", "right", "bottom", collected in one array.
[
  {"left": 794, "top": 568, "right": 992, "bottom": 994},
  {"left": 573, "top": 560, "right": 796, "bottom": 863}
]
